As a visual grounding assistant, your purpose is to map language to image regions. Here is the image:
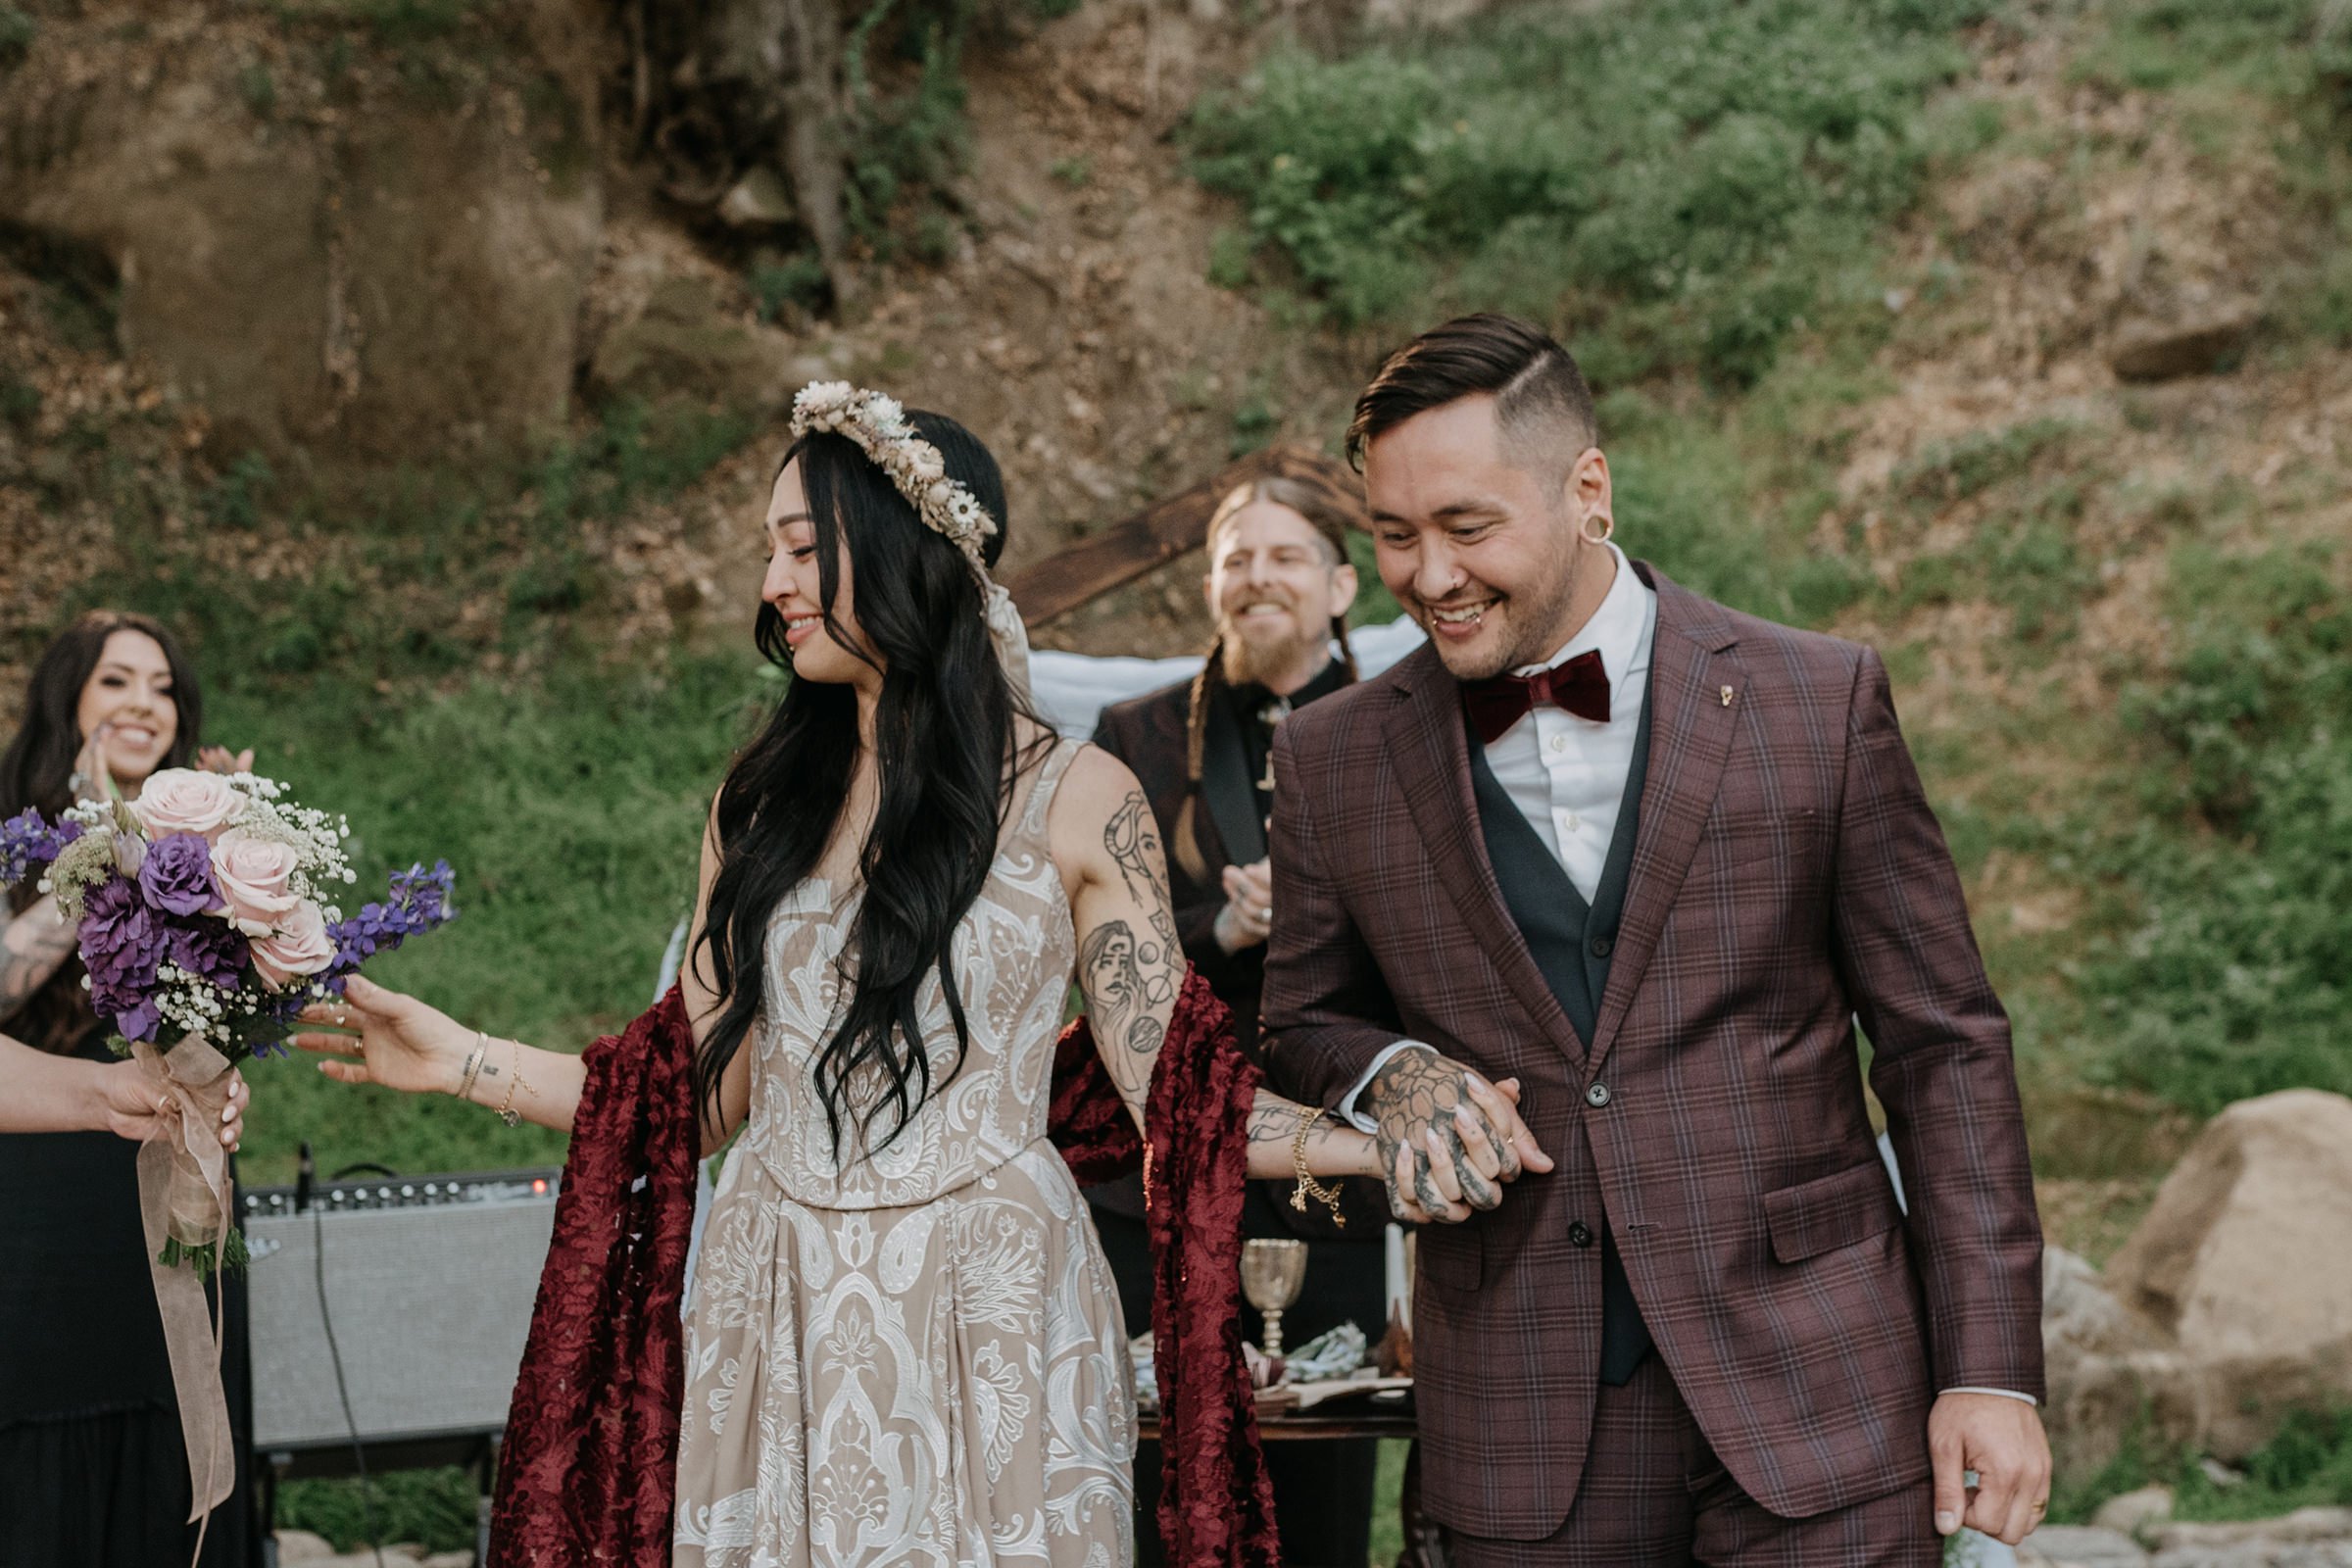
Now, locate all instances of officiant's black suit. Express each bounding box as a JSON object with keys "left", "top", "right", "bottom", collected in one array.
[{"left": 1088, "top": 662, "right": 1388, "bottom": 1568}]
